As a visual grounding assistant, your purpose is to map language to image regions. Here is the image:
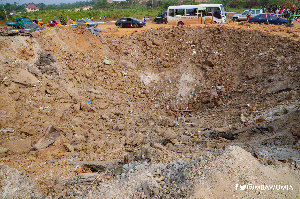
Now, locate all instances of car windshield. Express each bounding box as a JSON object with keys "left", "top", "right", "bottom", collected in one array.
[
  {"left": 55, "top": 20, "right": 61, "bottom": 23},
  {"left": 23, "top": 18, "right": 31, "bottom": 22},
  {"left": 242, "top": 11, "right": 249, "bottom": 15},
  {"left": 220, "top": 6, "right": 225, "bottom": 13},
  {"left": 84, "top": 19, "right": 92, "bottom": 22}
]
